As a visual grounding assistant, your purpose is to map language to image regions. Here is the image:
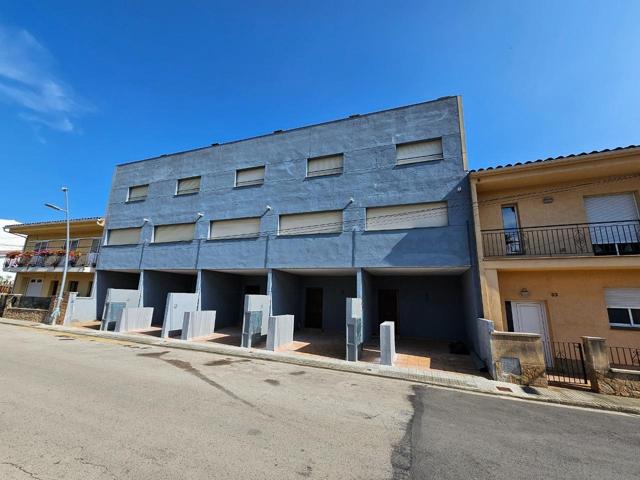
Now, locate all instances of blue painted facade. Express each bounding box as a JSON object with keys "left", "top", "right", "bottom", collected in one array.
[{"left": 98, "top": 96, "right": 481, "bottom": 342}]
